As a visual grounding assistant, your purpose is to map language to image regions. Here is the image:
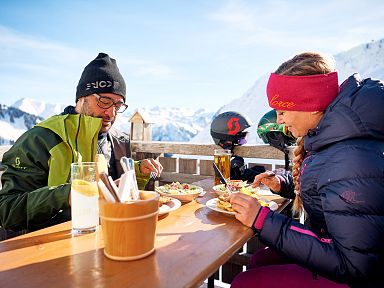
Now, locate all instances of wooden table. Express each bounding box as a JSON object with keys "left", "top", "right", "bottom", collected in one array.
[{"left": 0, "top": 179, "right": 257, "bottom": 288}]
